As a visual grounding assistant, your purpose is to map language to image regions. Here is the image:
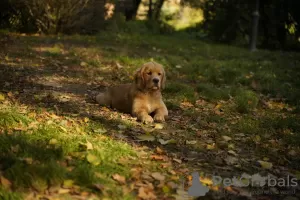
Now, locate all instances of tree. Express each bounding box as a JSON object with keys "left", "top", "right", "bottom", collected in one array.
[{"left": 250, "top": 0, "right": 260, "bottom": 51}]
